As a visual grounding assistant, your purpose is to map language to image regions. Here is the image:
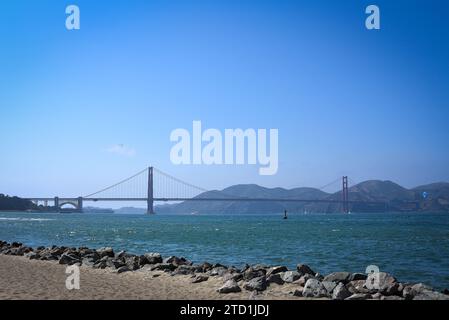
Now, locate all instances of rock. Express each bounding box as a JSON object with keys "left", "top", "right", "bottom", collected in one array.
[
  {"left": 322, "top": 281, "right": 338, "bottom": 294},
  {"left": 111, "top": 259, "right": 126, "bottom": 269},
  {"left": 413, "top": 290, "right": 449, "bottom": 300},
  {"left": 199, "top": 262, "right": 213, "bottom": 273},
  {"left": 163, "top": 256, "right": 190, "bottom": 266},
  {"left": 381, "top": 295, "right": 404, "bottom": 300},
  {"left": 350, "top": 273, "right": 368, "bottom": 281},
  {"left": 58, "top": 253, "right": 81, "bottom": 265},
  {"left": 222, "top": 272, "right": 243, "bottom": 282},
  {"left": 332, "top": 283, "right": 352, "bottom": 300},
  {"left": 371, "top": 292, "right": 383, "bottom": 300},
  {"left": 266, "top": 266, "right": 288, "bottom": 276},
  {"left": 11, "top": 242, "right": 22, "bottom": 248},
  {"left": 115, "top": 250, "right": 127, "bottom": 259},
  {"left": 97, "top": 247, "right": 114, "bottom": 258},
  {"left": 25, "top": 252, "right": 40, "bottom": 260},
  {"left": 364, "top": 272, "right": 397, "bottom": 292},
  {"left": 345, "top": 293, "right": 372, "bottom": 300},
  {"left": 192, "top": 275, "right": 209, "bottom": 283},
  {"left": 266, "top": 273, "right": 285, "bottom": 285},
  {"left": 297, "top": 264, "right": 315, "bottom": 276},
  {"left": 443, "top": 289, "right": 449, "bottom": 295},
  {"left": 244, "top": 276, "right": 267, "bottom": 292},
  {"left": 281, "top": 271, "right": 301, "bottom": 283},
  {"left": 125, "top": 256, "right": 140, "bottom": 271},
  {"left": 82, "top": 258, "right": 96, "bottom": 267},
  {"left": 347, "top": 280, "right": 370, "bottom": 294},
  {"left": 323, "top": 272, "right": 352, "bottom": 284},
  {"left": 151, "top": 263, "right": 177, "bottom": 272},
  {"left": 383, "top": 282, "right": 403, "bottom": 296},
  {"left": 243, "top": 267, "right": 266, "bottom": 281},
  {"left": 210, "top": 266, "right": 228, "bottom": 277},
  {"left": 296, "top": 274, "right": 313, "bottom": 286},
  {"left": 314, "top": 273, "right": 324, "bottom": 281},
  {"left": 293, "top": 287, "right": 304, "bottom": 297},
  {"left": 171, "top": 265, "right": 196, "bottom": 276},
  {"left": 116, "top": 266, "right": 131, "bottom": 274},
  {"left": 83, "top": 252, "right": 100, "bottom": 262},
  {"left": 217, "top": 280, "right": 241, "bottom": 294},
  {"left": 303, "top": 279, "right": 329, "bottom": 298},
  {"left": 143, "top": 252, "right": 163, "bottom": 265}
]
